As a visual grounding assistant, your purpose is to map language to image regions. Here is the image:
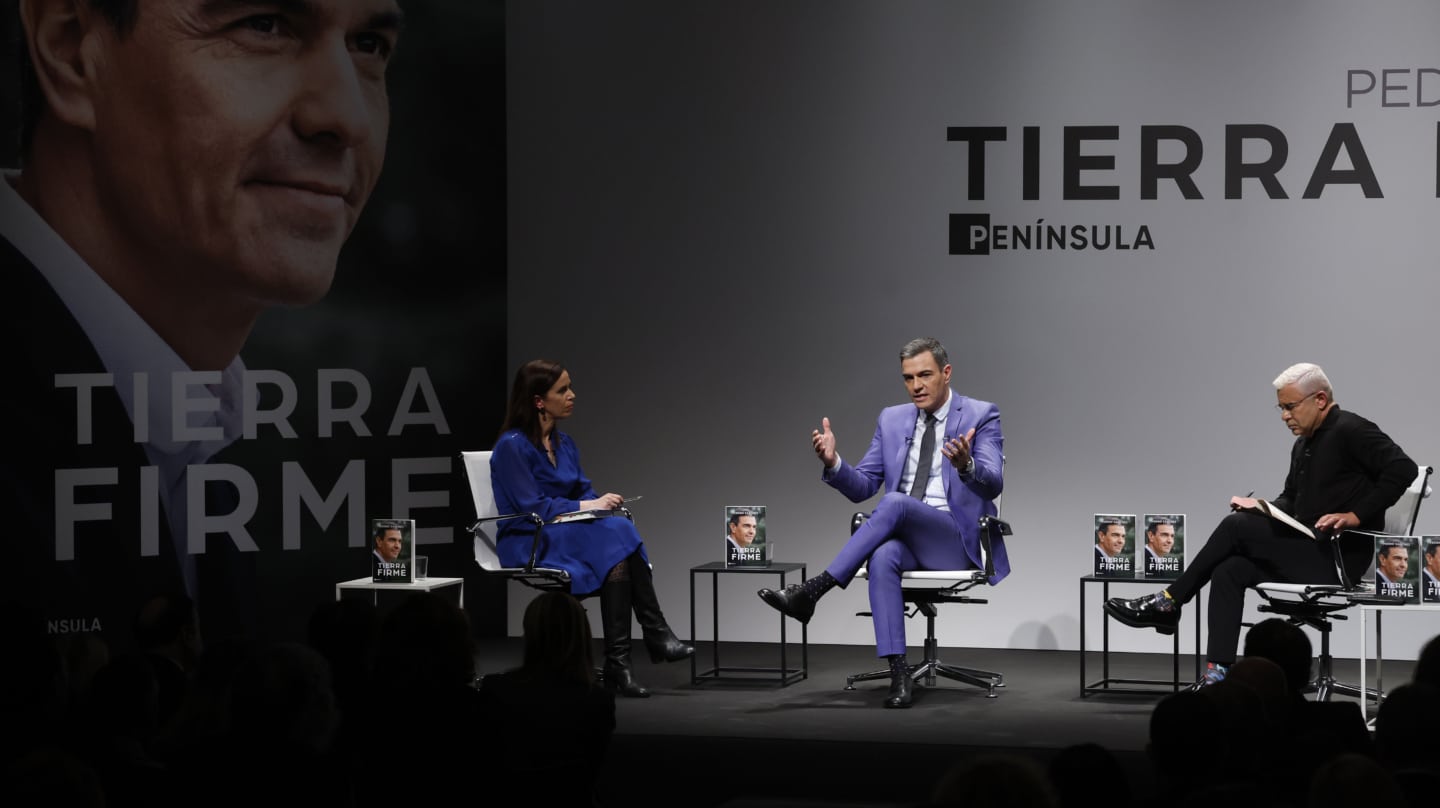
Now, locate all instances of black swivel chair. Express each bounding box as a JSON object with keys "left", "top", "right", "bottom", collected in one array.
[
  {"left": 1252, "top": 464, "right": 1432, "bottom": 702},
  {"left": 843, "top": 512, "right": 1013, "bottom": 699}
]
